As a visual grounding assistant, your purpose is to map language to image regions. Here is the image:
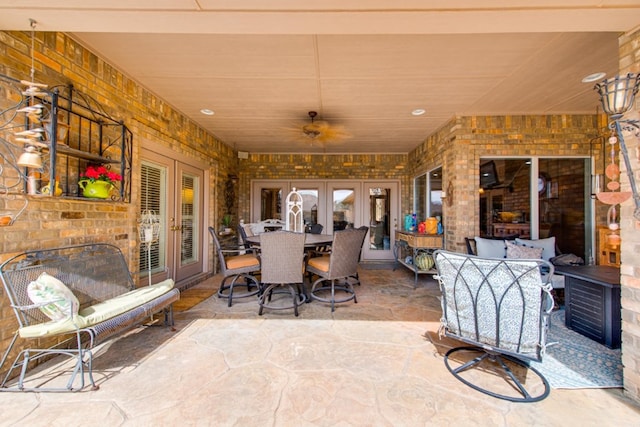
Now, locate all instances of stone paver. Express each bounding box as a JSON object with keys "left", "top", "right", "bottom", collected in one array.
[{"left": 1, "top": 268, "right": 639, "bottom": 426}]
